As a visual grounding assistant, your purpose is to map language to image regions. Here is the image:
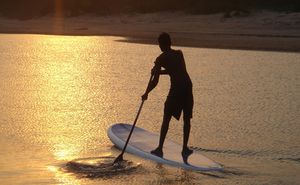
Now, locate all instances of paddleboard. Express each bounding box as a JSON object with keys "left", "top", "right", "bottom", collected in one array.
[{"left": 108, "top": 123, "right": 223, "bottom": 171}]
